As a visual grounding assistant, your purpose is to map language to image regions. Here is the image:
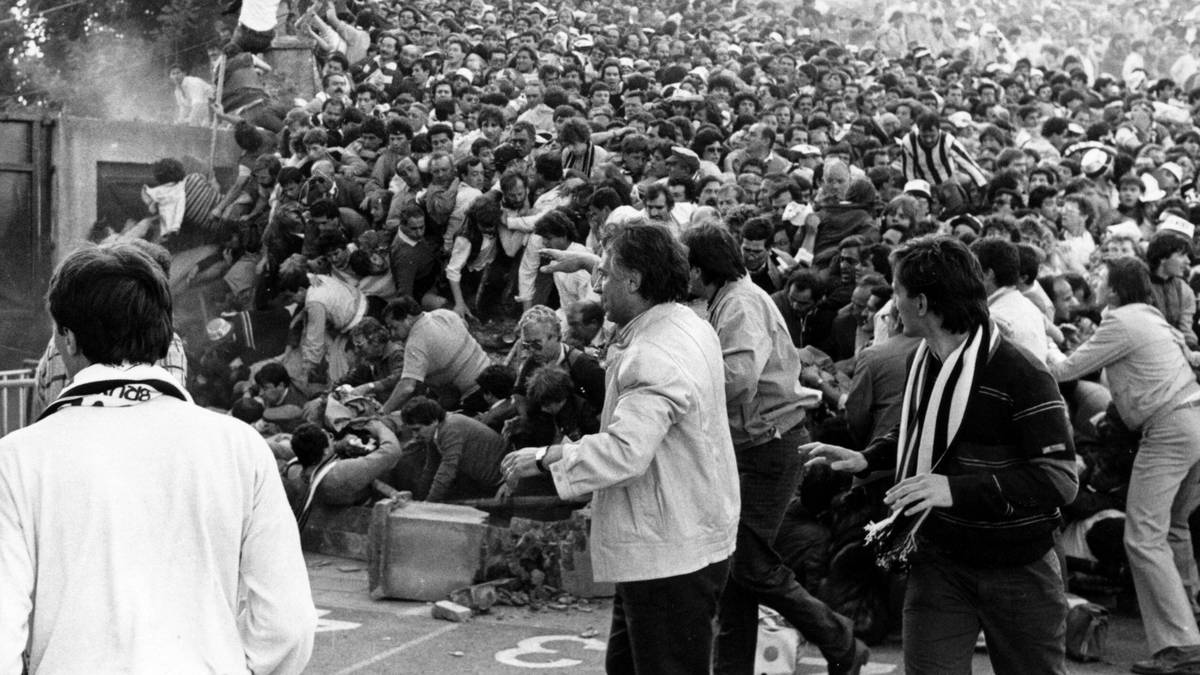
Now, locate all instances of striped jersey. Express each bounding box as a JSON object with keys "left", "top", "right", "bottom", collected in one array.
[{"left": 900, "top": 128, "right": 988, "bottom": 188}]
